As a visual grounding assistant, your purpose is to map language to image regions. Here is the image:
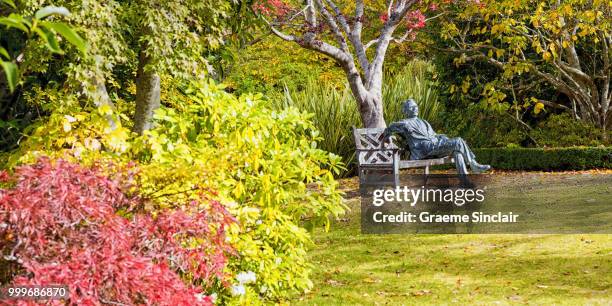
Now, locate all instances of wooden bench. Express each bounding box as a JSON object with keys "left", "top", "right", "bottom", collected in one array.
[{"left": 352, "top": 127, "right": 455, "bottom": 186}]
